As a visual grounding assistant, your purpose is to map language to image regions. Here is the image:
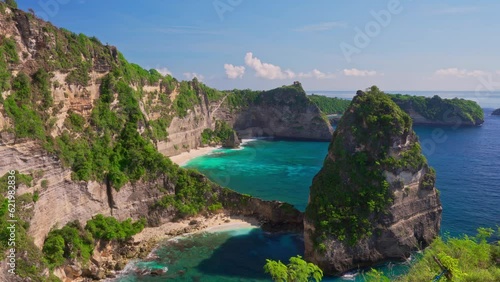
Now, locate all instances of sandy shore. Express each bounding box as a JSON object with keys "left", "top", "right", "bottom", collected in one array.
[
  {"left": 132, "top": 213, "right": 260, "bottom": 243},
  {"left": 169, "top": 146, "right": 221, "bottom": 166}
]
